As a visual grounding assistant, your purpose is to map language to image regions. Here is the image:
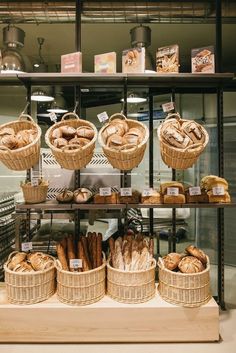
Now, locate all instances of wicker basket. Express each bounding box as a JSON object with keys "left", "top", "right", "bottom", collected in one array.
[
  {"left": 21, "top": 182, "right": 49, "bottom": 204},
  {"left": 98, "top": 113, "right": 149, "bottom": 171},
  {"left": 45, "top": 112, "right": 97, "bottom": 170},
  {"left": 157, "top": 113, "right": 209, "bottom": 170},
  {"left": 56, "top": 259, "right": 106, "bottom": 305},
  {"left": 4, "top": 252, "right": 56, "bottom": 305},
  {"left": 0, "top": 114, "right": 41, "bottom": 171},
  {"left": 107, "top": 259, "right": 156, "bottom": 304},
  {"left": 158, "top": 257, "right": 211, "bottom": 307}
]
